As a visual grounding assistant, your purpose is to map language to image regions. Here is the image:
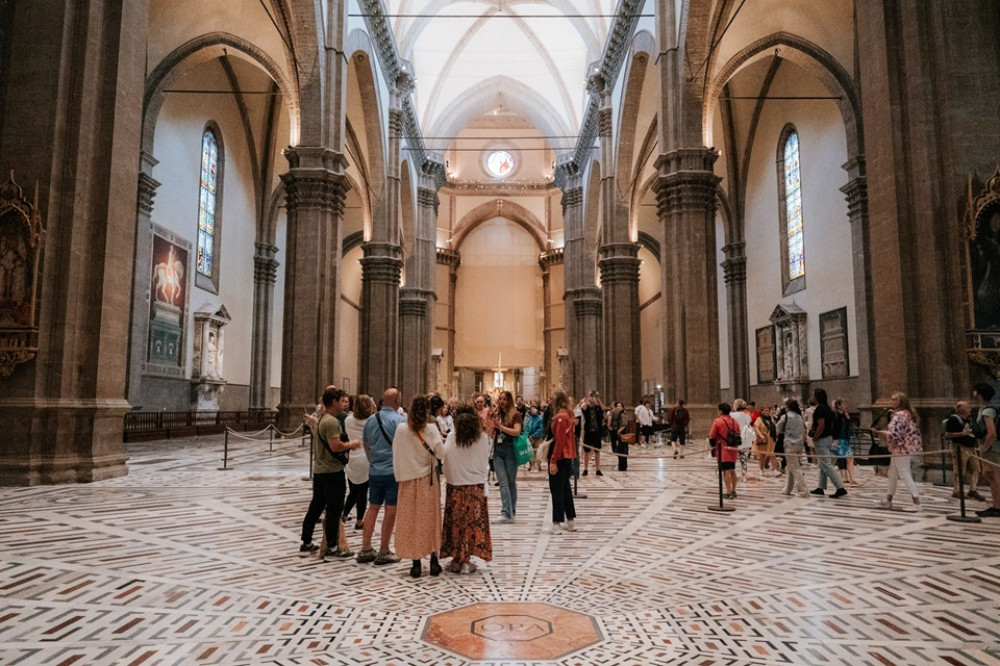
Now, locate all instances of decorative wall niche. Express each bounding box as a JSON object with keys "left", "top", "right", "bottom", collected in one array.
[
  {"left": 966, "top": 166, "right": 1000, "bottom": 378},
  {"left": 770, "top": 303, "right": 808, "bottom": 391},
  {"left": 756, "top": 325, "right": 776, "bottom": 384},
  {"left": 0, "top": 172, "right": 45, "bottom": 378}
]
